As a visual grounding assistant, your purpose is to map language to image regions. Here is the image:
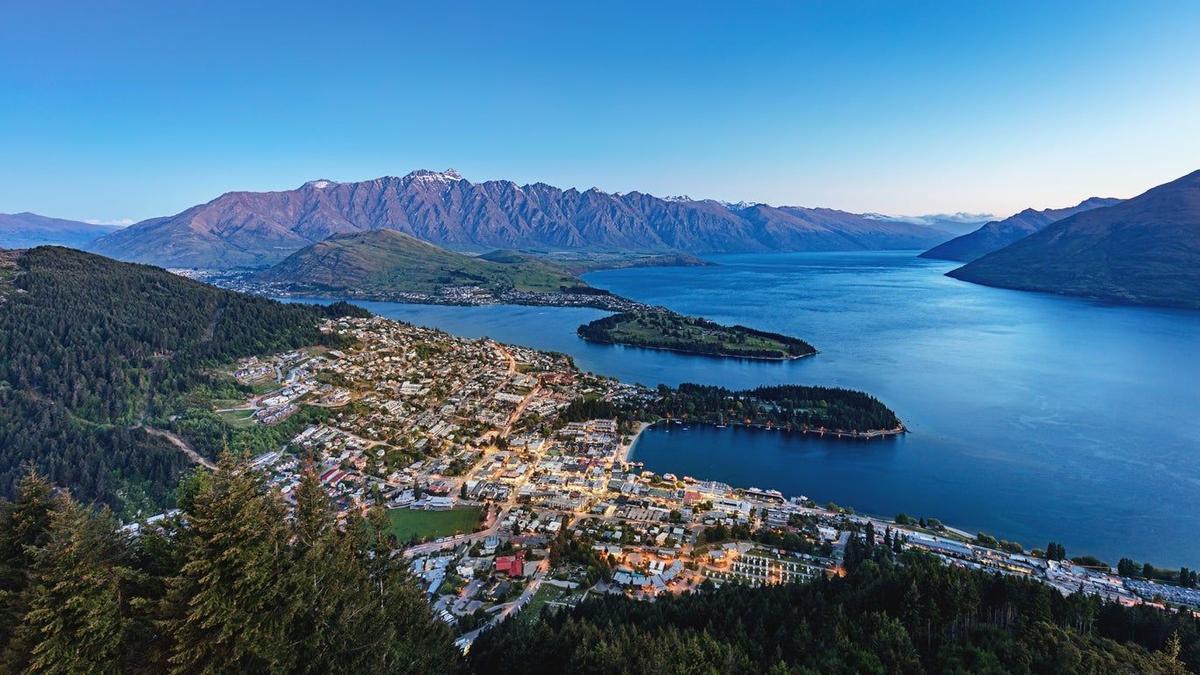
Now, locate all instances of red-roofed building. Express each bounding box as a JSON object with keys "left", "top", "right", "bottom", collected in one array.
[{"left": 494, "top": 551, "right": 526, "bottom": 577}]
